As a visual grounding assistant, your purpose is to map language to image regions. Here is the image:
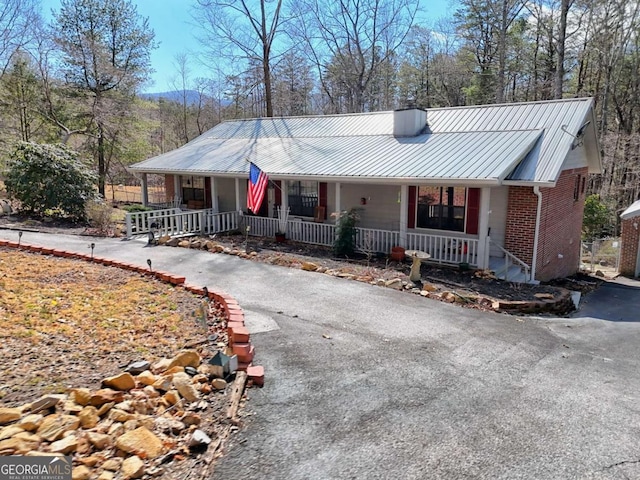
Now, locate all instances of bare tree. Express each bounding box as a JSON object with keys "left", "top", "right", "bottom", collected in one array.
[
  {"left": 194, "top": 0, "right": 284, "bottom": 118},
  {"left": 292, "top": 0, "right": 418, "bottom": 113},
  {"left": 0, "top": 0, "right": 39, "bottom": 74}
]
